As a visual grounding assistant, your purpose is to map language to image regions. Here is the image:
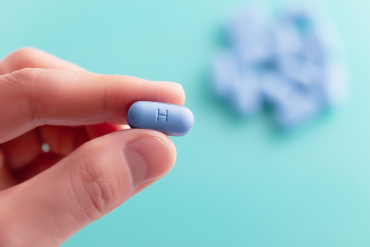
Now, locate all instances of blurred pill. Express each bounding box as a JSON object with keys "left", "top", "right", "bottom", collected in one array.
[
  {"left": 280, "top": 4, "right": 317, "bottom": 33},
  {"left": 321, "top": 60, "right": 348, "bottom": 105},
  {"left": 274, "top": 90, "right": 321, "bottom": 128},
  {"left": 273, "top": 22, "right": 303, "bottom": 56},
  {"left": 127, "top": 101, "right": 194, "bottom": 137},
  {"left": 212, "top": 51, "right": 241, "bottom": 97},
  {"left": 233, "top": 36, "right": 274, "bottom": 64},
  {"left": 282, "top": 4, "right": 343, "bottom": 58},
  {"left": 274, "top": 5, "right": 320, "bottom": 57},
  {"left": 314, "top": 21, "right": 344, "bottom": 58},
  {"left": 302, "top": 32, "right": 325, "bottom": 63},
  {"left": 278, "top": 54, "right": 325, "bottom": 87},
  {"left": 227, "top": 5, "right": 270, "bottom": 44},
  {"left": 228, "top": 70, "right": 262, "bottom": 116},
  {"left": 261, "top": 73, "right": 293, "bottom": 105},
  {"left": 261, "top": 73, "right": 322, "bottom": 128},
  {"left": 227, "top": 6, "right": 274, "bottom": 63}
]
